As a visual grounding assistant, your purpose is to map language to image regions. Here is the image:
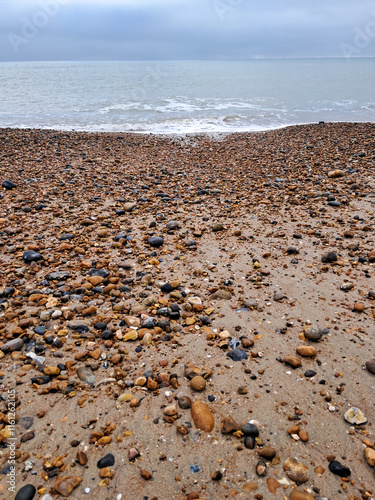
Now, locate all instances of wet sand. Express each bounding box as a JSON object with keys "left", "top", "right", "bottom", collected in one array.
[{"left": 0, "top": 123, "right": 375, "bottom": 500}]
